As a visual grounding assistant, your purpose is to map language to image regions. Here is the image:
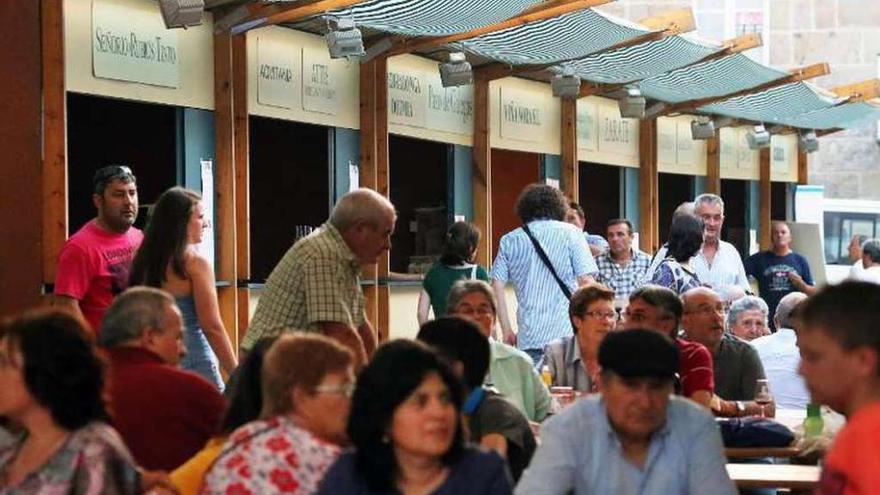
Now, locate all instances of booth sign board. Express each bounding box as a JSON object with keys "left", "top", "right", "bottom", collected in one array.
[
  {"left": 92, "top": 0, "right": 181, "bottom": 88},
  {"left": 577, "top": 97, "right": 639, "bottom": 168},
  {"left": 257, "top": 37, "right": 300, "bottom": 110},
  {"left": 499, "top": 86, "right": 545, "bottom": 143}
]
